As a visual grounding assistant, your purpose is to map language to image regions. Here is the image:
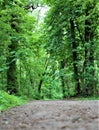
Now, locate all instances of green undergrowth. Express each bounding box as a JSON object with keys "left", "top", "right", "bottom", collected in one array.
[
  {"left": 0, "top": 91, "right": 27, "bottom": 112},
  {"left": 74, "top": 96, "right": 99, "bottom": 100},
  {"left": 0, "top": 90, "right": 98, "bottom": 113}
]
